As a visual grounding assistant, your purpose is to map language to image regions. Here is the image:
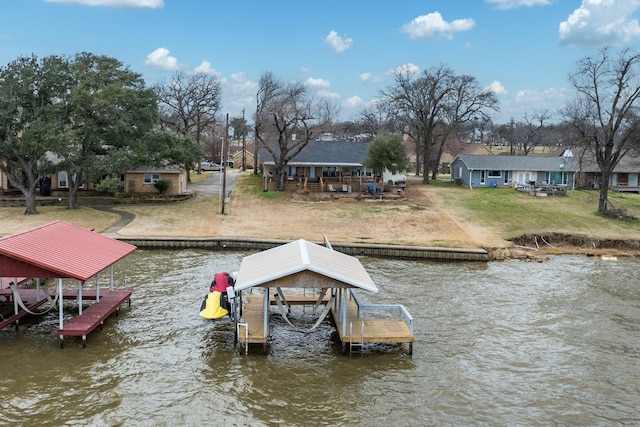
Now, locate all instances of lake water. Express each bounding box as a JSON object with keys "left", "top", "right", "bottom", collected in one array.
[{"left": 1, "top": 250, "right": 639, "bottom": 426}]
